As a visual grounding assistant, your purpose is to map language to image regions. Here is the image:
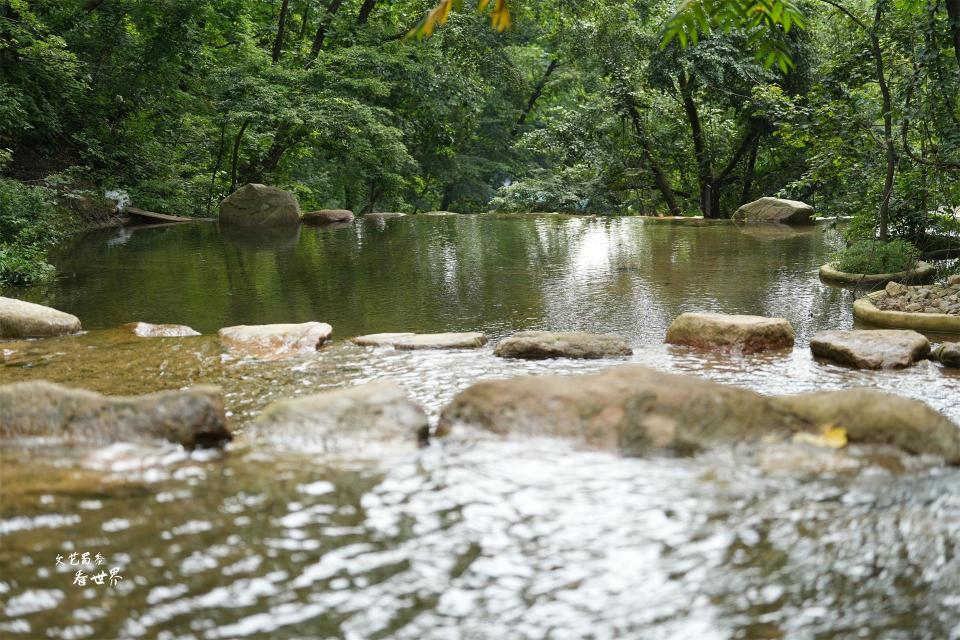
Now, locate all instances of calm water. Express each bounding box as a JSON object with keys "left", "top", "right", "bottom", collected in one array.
[{"left": 2, "top": 214, "right": 959, "bottom": 639}]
